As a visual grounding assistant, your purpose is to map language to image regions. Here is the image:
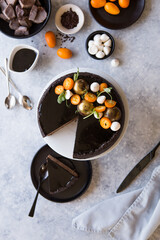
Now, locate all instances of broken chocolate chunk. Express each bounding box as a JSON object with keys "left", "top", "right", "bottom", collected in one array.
[
  {"left": 14, "top": 26, "right": 29, "bottom": 35},
  {"left": 18, "top": 16, "right": 32, "bottom": 28},
  {"left": 3, "top": 4, "right": 16, "bottom": 20},
  {"left": 19, "top": 0, "right": 36, "bottom": 9},
  {"left": 9, "top": 18, "right": 19, "bottom": 30},
  {"left": 29, "top": 4, "right": 37, "bottom": 21},
  {"left": 33, "top": 6, "right": 47, "bottom": 23},
  {"left": 0, "top": 13, "right": 9, "bottom": 22},
  {"left": 15, "top": 4, "right": 29, "bottom": 18},
  {"left": 0, "top": 0, "right": 8, "bottom": 11},
  {"left": 6, "top": 0, "right": 17, "bottom": 5}
]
